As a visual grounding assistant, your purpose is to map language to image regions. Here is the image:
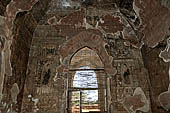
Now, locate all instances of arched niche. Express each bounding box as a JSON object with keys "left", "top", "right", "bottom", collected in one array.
[
  {"left": 69, "top": 47, "right": 102, "bottom": 88},
  {"left": 58, "top": 31, "right": 116, "bottom": 75},
  {"left": 68, "top": 47, "right": 104, "bottom": 112},
  {"left": 70, "top": 47, "right": 104, "bottom": 70}
]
